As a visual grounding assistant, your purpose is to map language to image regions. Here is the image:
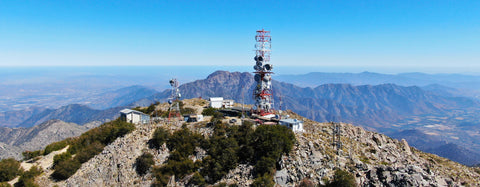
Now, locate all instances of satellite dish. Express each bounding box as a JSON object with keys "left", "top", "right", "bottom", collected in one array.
[
  {"left": 254, "top": 74, "right": 261, "bottom": 82},
  {"left": 264, "top": 64, "right": 272, "bottom": 71},
  {"left": 256, "top": 61, "right": 263, "bottom": 67},
  {"left": 254, "top": 65, "right": 262, "bottom": 71},
  {"left": 257, "top": 56, "right": 264, "bottom": 62},
  {"left": 168, "top": 100, "right": 173, "bottom": 104}
]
